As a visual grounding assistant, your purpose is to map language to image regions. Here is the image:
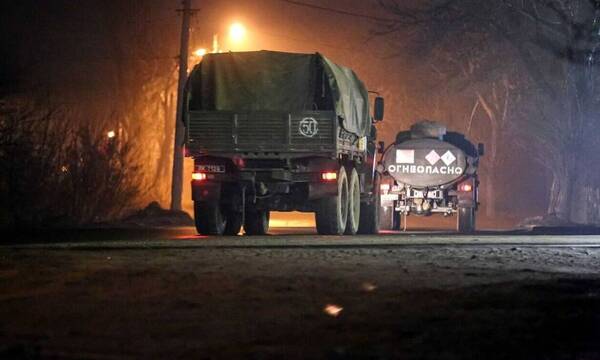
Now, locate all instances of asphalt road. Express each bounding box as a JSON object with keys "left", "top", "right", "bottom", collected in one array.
[{"left": 2, "top": 228, "right": 600, "bottom": 359}]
